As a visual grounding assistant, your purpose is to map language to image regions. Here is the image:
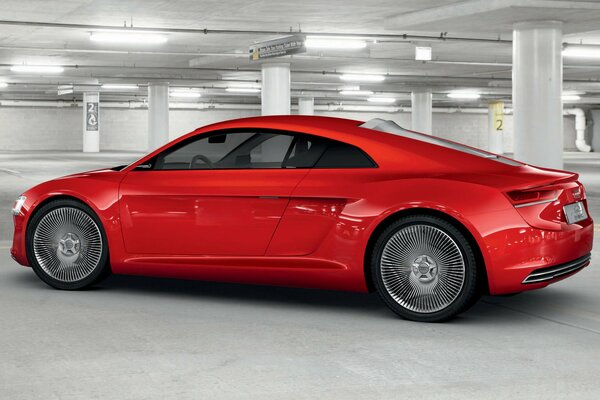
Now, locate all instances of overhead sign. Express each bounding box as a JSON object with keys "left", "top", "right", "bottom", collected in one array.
[
  {"left": 415, "top": 46, "right": 432, "bottom": 61},
  {"left": 57, "top": 85, "right": 73, "bottom": 96},
  {"left": 249, "top": 35, "right": 305, "bottom": 61}
]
